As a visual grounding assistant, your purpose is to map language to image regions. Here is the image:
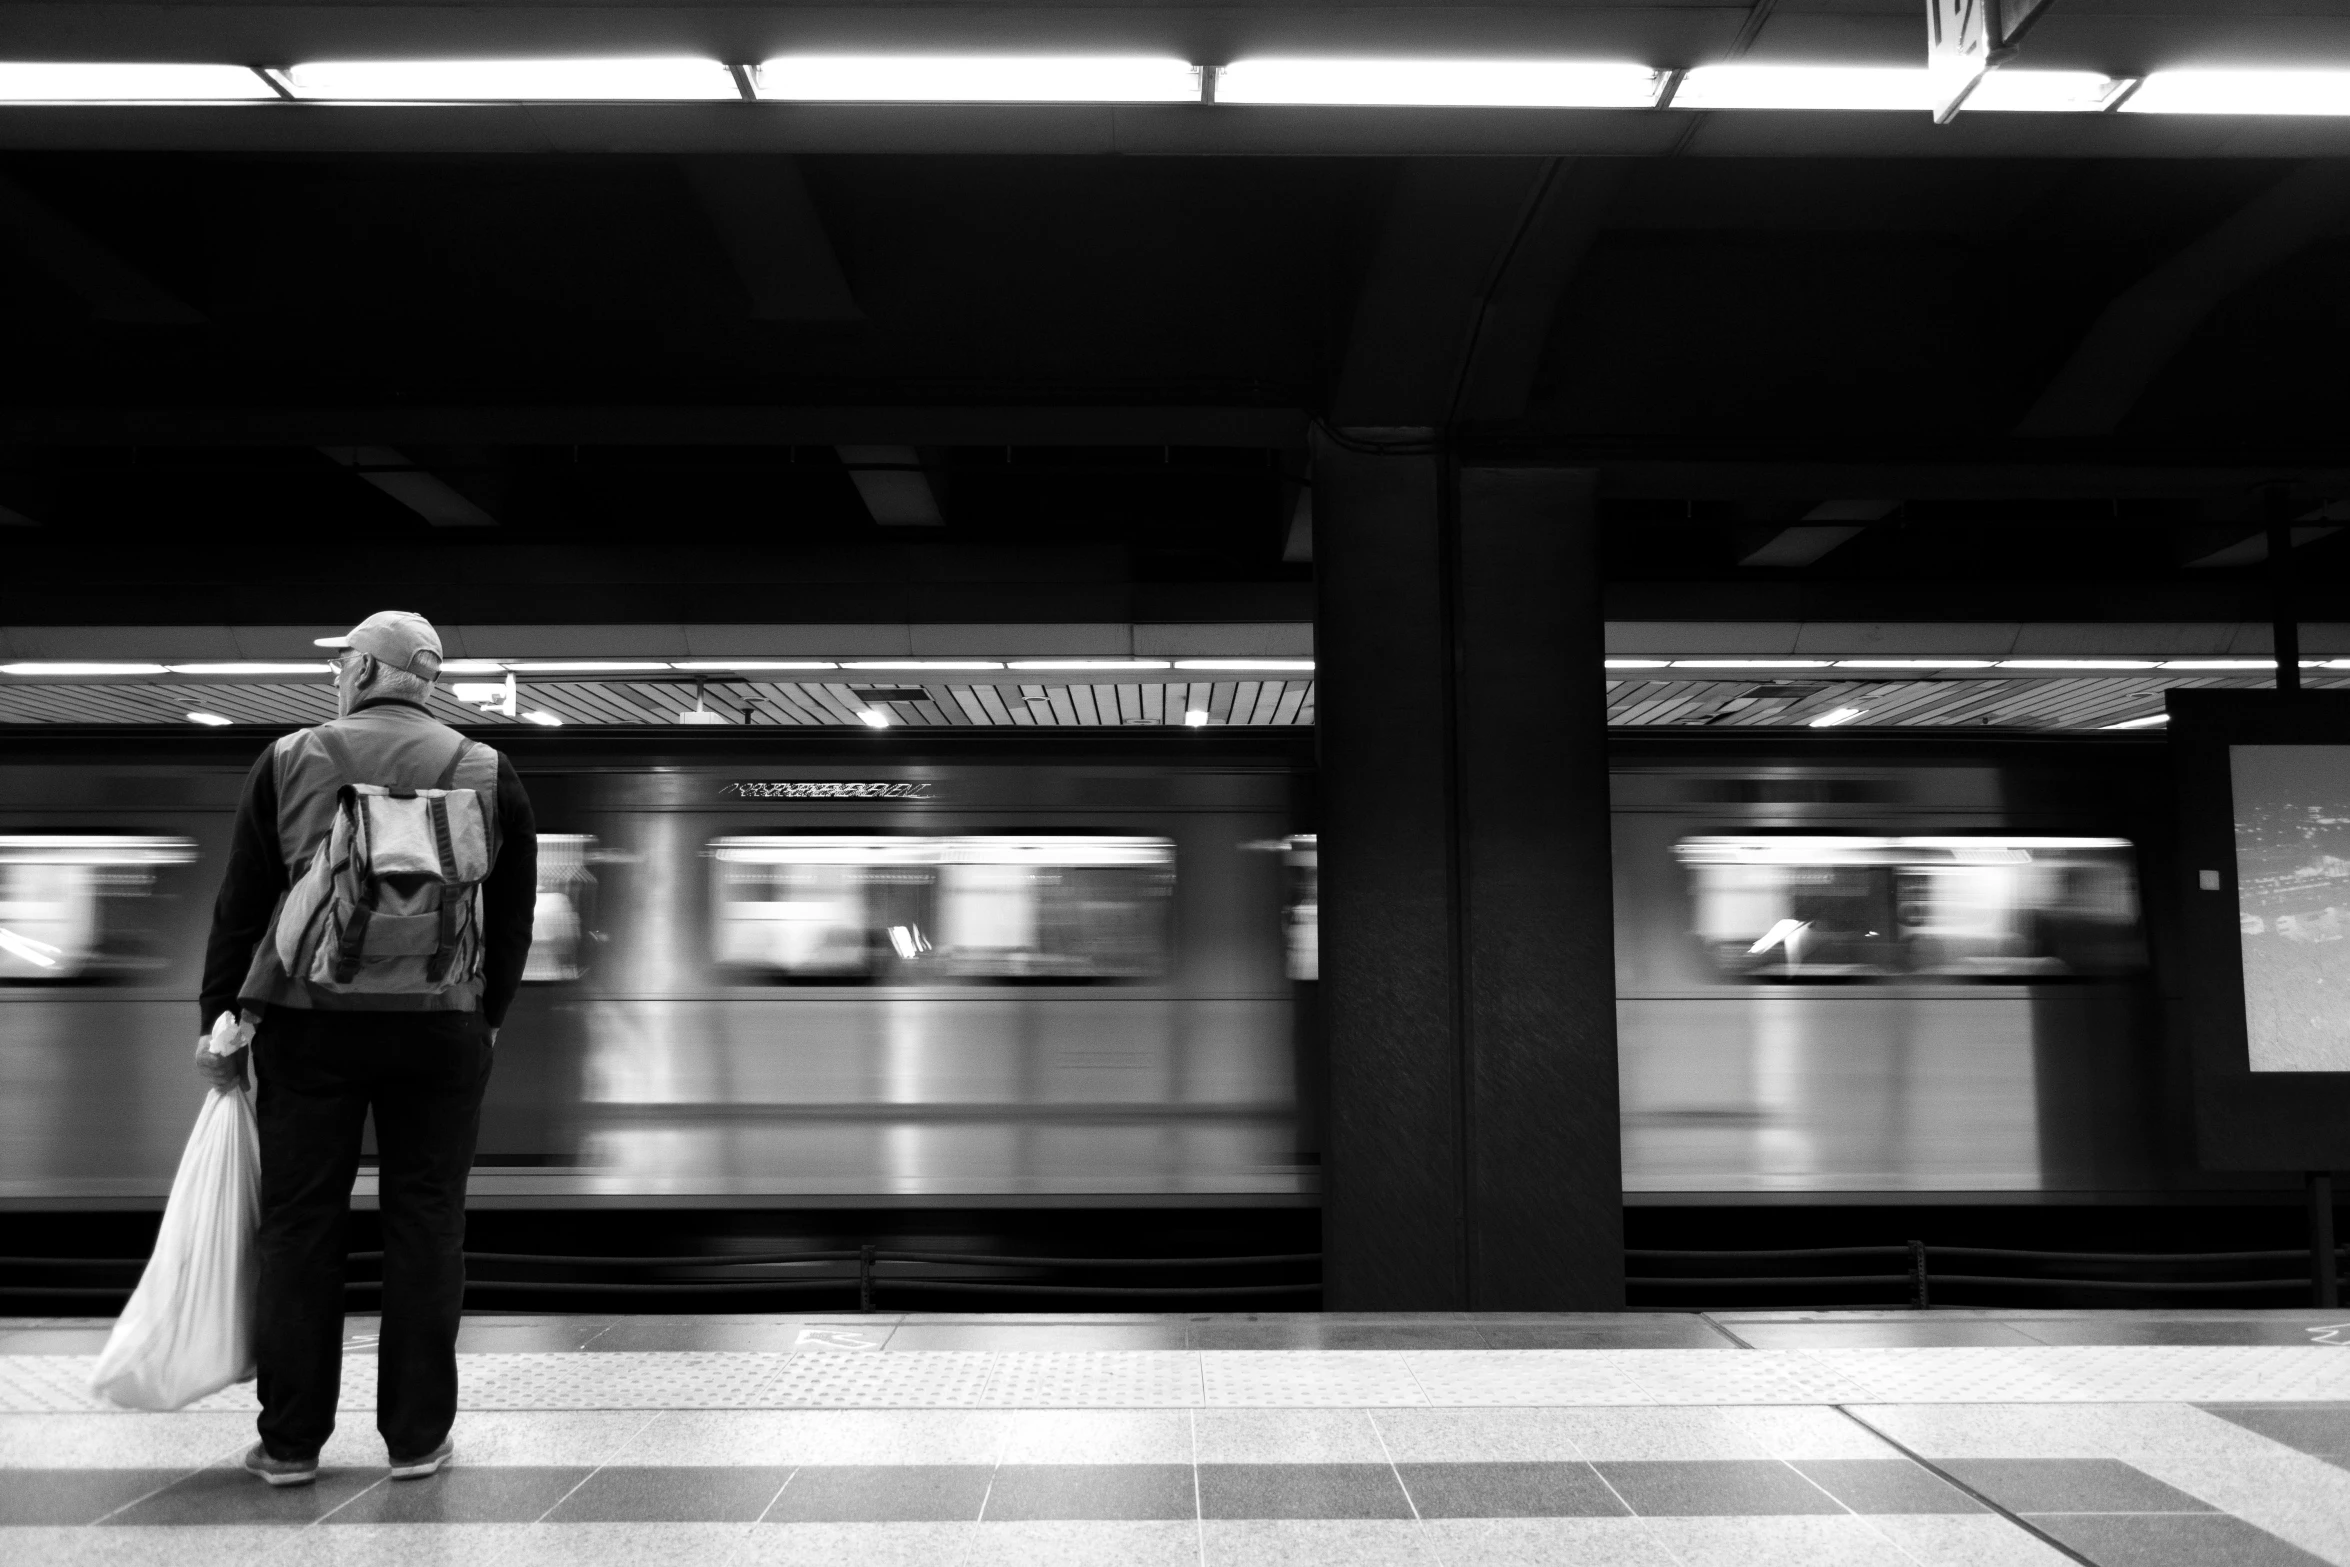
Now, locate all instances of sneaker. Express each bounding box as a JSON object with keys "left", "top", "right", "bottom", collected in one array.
[
  {"left": 388, "top": 1437, "right": 453, "bottom": 1480},
  {"left": 242, "top": 1442, "right": 318, "bottom": 1488}
]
